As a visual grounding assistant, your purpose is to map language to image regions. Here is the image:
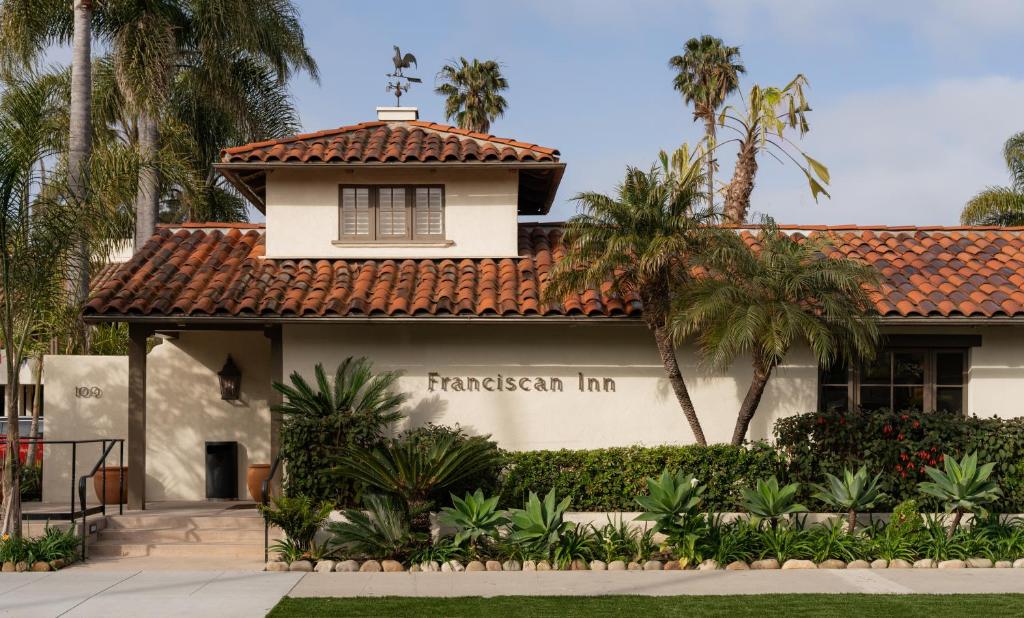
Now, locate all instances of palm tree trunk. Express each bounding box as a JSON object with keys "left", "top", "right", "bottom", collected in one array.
[
  {"left": 731, "top": 360, "right": 772, "bottom": 446},
  {"left": 134, "top": 113, "right": 160, "bottom": 250},
  {"left": 949, "top": 509, "right": 963, "bottom": 539},
  {"left": 722, "top": 134, "right": 759, "bottom": 225},
  {"left": 67, "top": 0, "right": 93, "bottom": 351},
  {"left": 1, "top": 362, "right": 22, "bottom": 537},
  {"left": 847, "top": 508, "right": 857, "bottom": 534},
  {"left": 652, "top": 325, "right": 707, "bottom": 446},
  {"left": 24, "top": 356, "right": 42, "bottom": 469},
  {"left": 703, "top": 116, "right": 716, "bottom": 209}
]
